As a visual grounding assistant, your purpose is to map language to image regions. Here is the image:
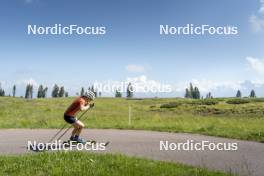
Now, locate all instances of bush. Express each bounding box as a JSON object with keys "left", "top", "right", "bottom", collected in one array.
[
  {"left": 226, "top": 99, "right": 250, "bottom": 104},
  {"left": 160, "top": 99, "right": 218, "bottom": 109},
  {"left": 198, "top": 99, "right": 219, "bottom": 105},
  {"left": 186, "top": 99, "right": 219, "bottom": 105},
  {"left": 249, "top": 98, "right": 264, "bottom": 103},
  {"left": 160, "top": 102, "right": 180, "bottom": 108}
]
